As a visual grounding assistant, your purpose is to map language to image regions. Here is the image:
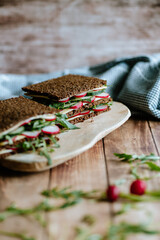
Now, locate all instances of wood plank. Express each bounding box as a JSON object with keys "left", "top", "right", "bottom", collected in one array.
[
  {"left": 148, "top": 121, "right": 160, "bottom": 155},
  {"left": 48, "top": 140, "right": 110, "bottom": 239},
  {"left": 0, "top": 167, "right": 50, "bottom": 240},
  {"left": 103, "top": 118, "right": 160, "bottom": 239}
]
